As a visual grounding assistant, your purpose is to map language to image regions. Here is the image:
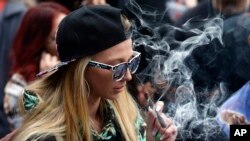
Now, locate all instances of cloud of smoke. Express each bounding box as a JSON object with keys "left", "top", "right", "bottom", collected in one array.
[{"left": 126, "top": 0, "right": 230, "bottom": 140}]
